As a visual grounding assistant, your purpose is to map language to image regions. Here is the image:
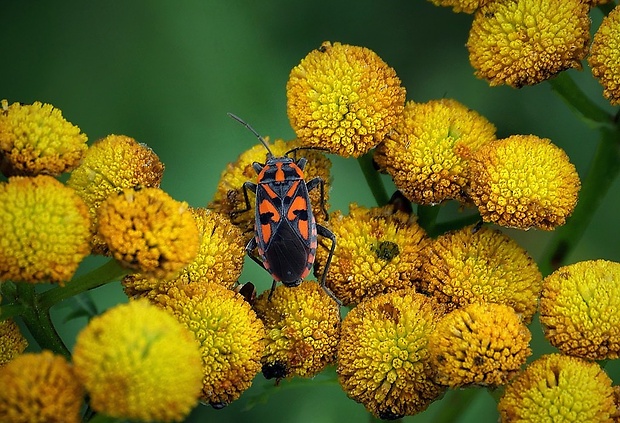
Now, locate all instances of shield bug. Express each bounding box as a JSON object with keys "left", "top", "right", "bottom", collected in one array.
[{"left": 228, "top": 113, "right": 341, "bottom": 305}]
